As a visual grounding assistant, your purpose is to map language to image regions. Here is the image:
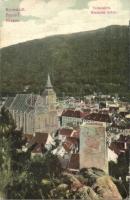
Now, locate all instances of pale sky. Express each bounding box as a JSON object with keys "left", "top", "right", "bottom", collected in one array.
[{"left": 0, "top": 0, "right": 130, "bottom": 48}]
